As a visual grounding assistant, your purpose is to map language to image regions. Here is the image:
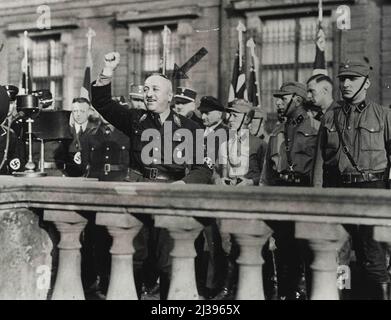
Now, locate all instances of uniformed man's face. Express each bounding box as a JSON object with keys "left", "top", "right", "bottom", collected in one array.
[
  {"left": 307, "top": 80, "right": 324, "bottom": 107},
  {"left": 174, "top": 101, "right": 196, "bottom": 117},
  {"left": 275, "top": 97, "right": 284, "bottom": 113},
  {"left": 339, "top": 75, "right": 370, "bottom": 103},
  {"left": 72, "top": 102, "right": 90, "bottom": 125},
  {"left": 228, "top": 112, "right": 246, "bottom": 131},
  {"left": 143, "top": 75, "right": 173, "bottom": 113},
  {"left": 201, "top": 110, "right": 222, "bottom": 127}
]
